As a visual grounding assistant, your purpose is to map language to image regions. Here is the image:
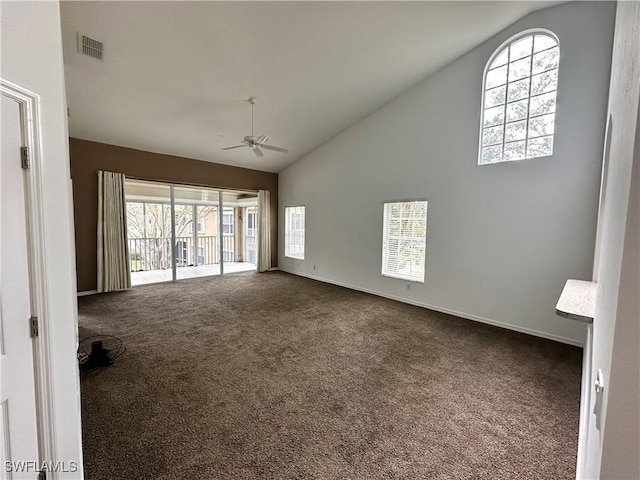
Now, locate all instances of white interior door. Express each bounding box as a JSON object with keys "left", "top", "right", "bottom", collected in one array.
[{"left": 0, "top": 95, "right": 40, "bottom": 478}]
